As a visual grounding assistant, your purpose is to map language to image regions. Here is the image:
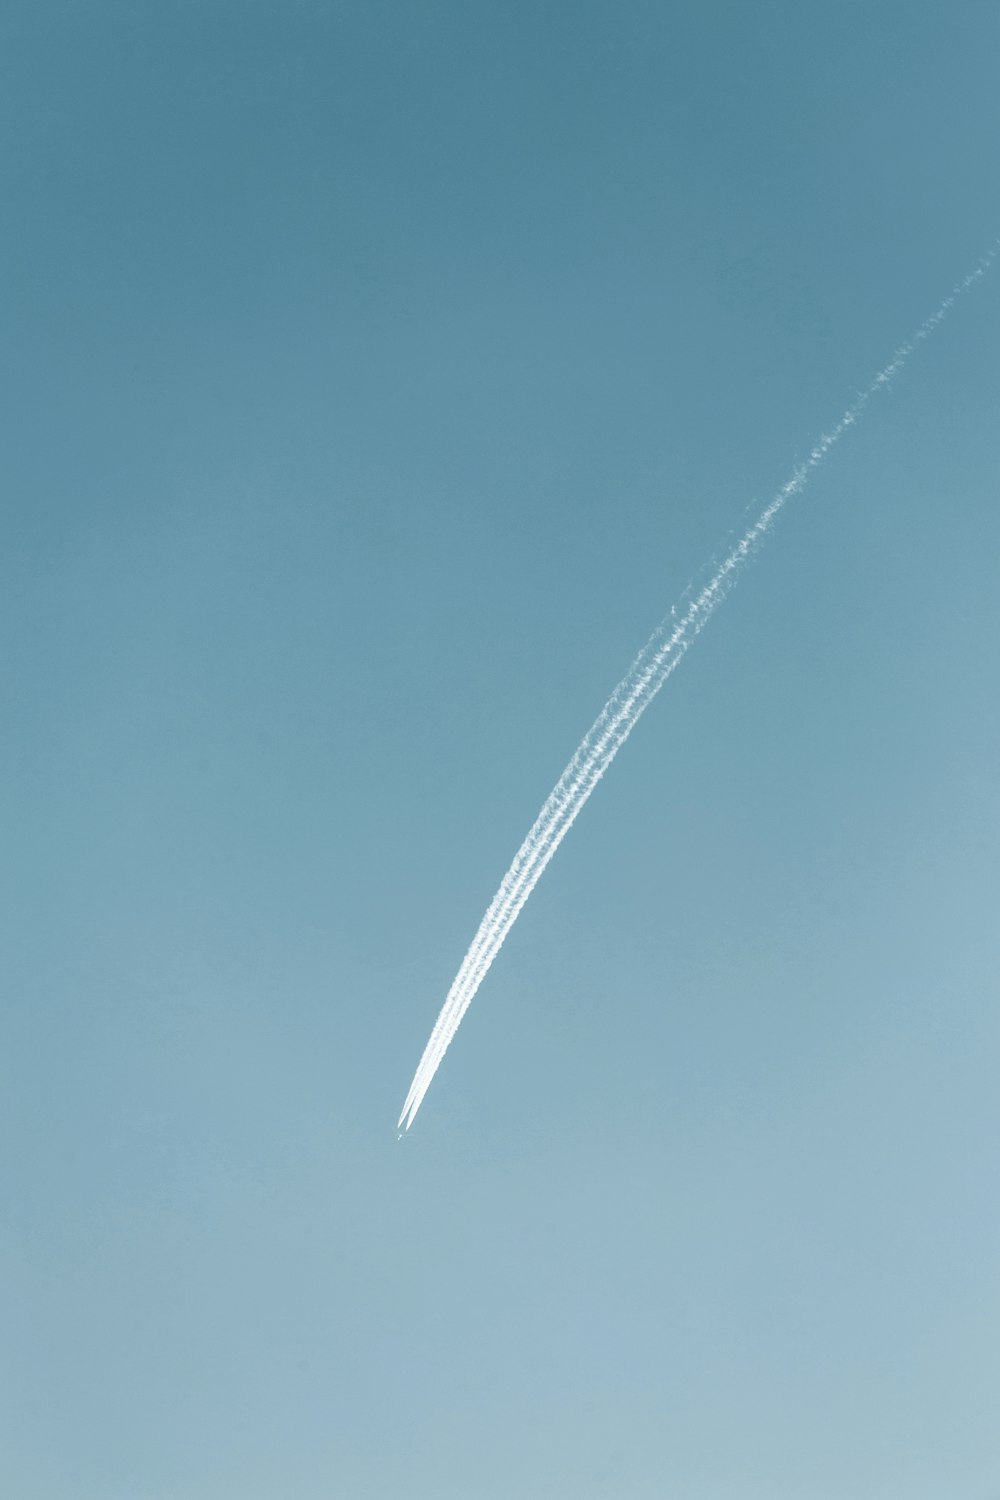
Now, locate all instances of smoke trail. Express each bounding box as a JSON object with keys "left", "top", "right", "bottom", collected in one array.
[{"left": 398, "top": 244, "right": 997, "bottom": 1133}]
